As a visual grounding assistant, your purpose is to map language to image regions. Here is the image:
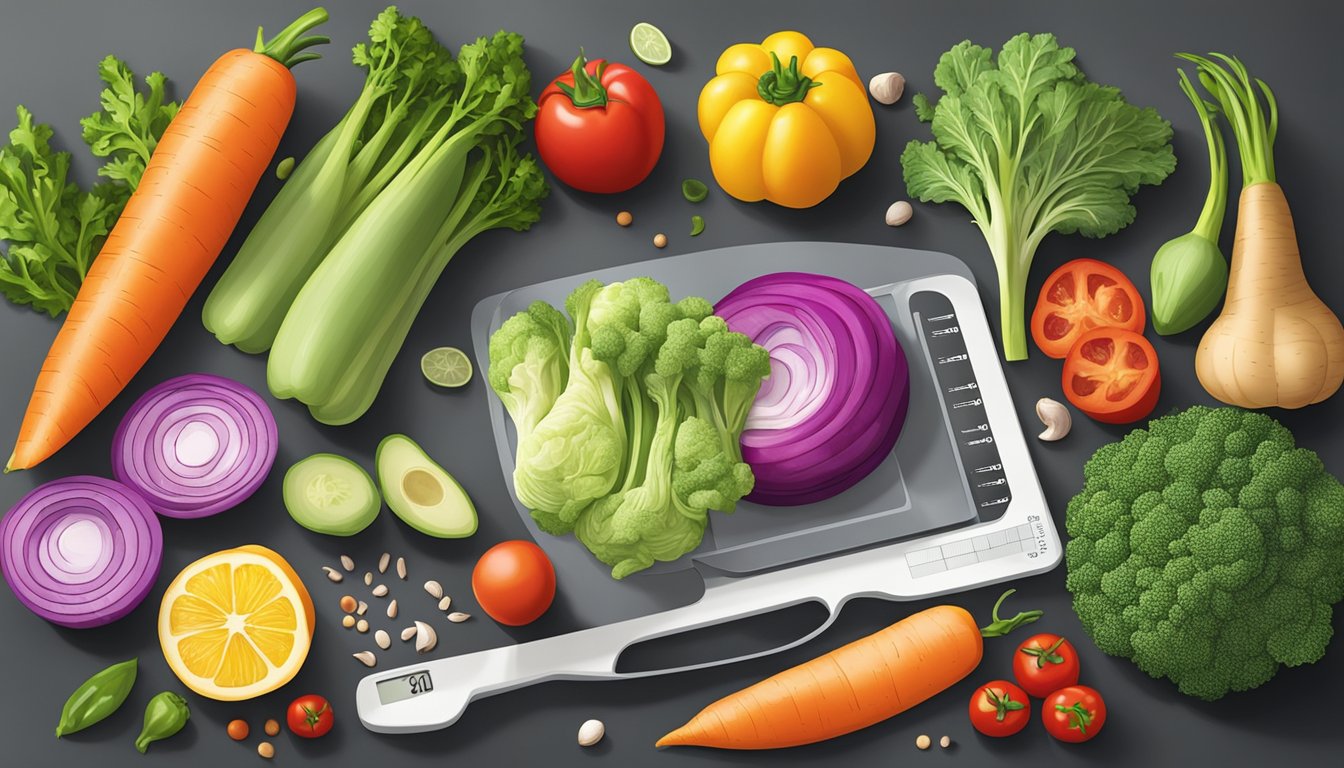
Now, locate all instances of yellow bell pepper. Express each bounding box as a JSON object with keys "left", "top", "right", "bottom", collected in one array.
[{"left": 698, "top": 31, "right": 875, "bottom": 209}]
